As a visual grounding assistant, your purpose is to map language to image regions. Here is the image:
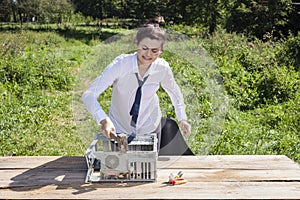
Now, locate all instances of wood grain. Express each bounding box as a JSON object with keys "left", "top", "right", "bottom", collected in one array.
[{"left": 1, "top": 155, "right": 300, "bottom": 199}]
